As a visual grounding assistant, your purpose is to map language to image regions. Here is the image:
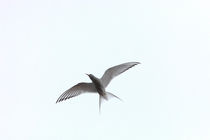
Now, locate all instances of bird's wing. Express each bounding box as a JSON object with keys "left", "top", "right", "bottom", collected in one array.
[
  {"left": 56, "top": 82, "right": 96, "bottom": 103},
  {"left": 101, "top": 62, "right": 140, "bottom": 87}
]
